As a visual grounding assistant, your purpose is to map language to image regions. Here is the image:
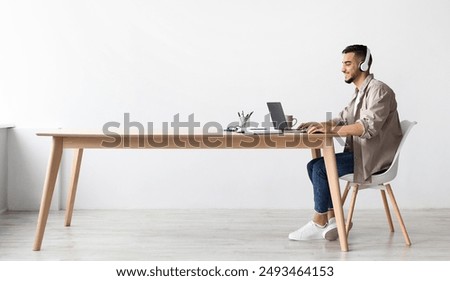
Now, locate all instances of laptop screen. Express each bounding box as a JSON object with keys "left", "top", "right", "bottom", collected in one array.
[{"left": 267, "top": 102, "right": 288, "bottom": 130}]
